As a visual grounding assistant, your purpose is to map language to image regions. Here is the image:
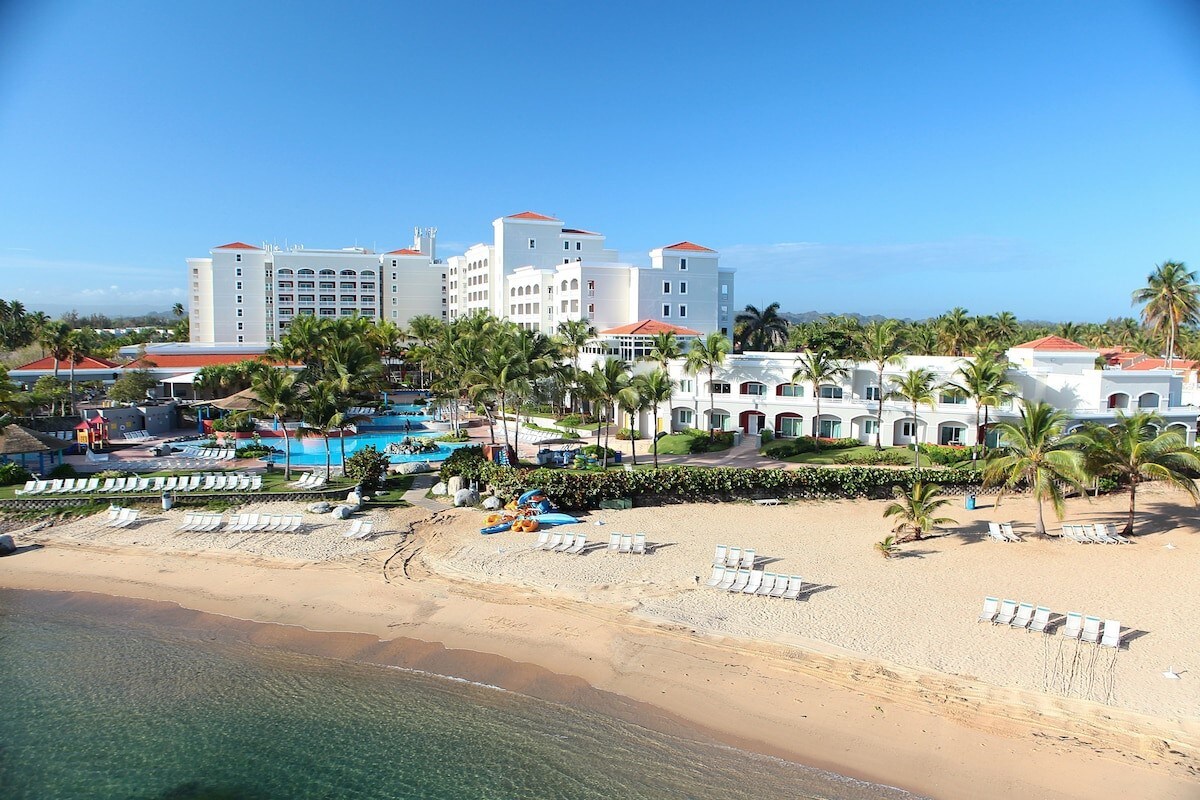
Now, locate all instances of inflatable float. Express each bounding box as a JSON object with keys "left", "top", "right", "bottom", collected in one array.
[{"left": 480, "top": 488, "right": 580, "bottom": 534}]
